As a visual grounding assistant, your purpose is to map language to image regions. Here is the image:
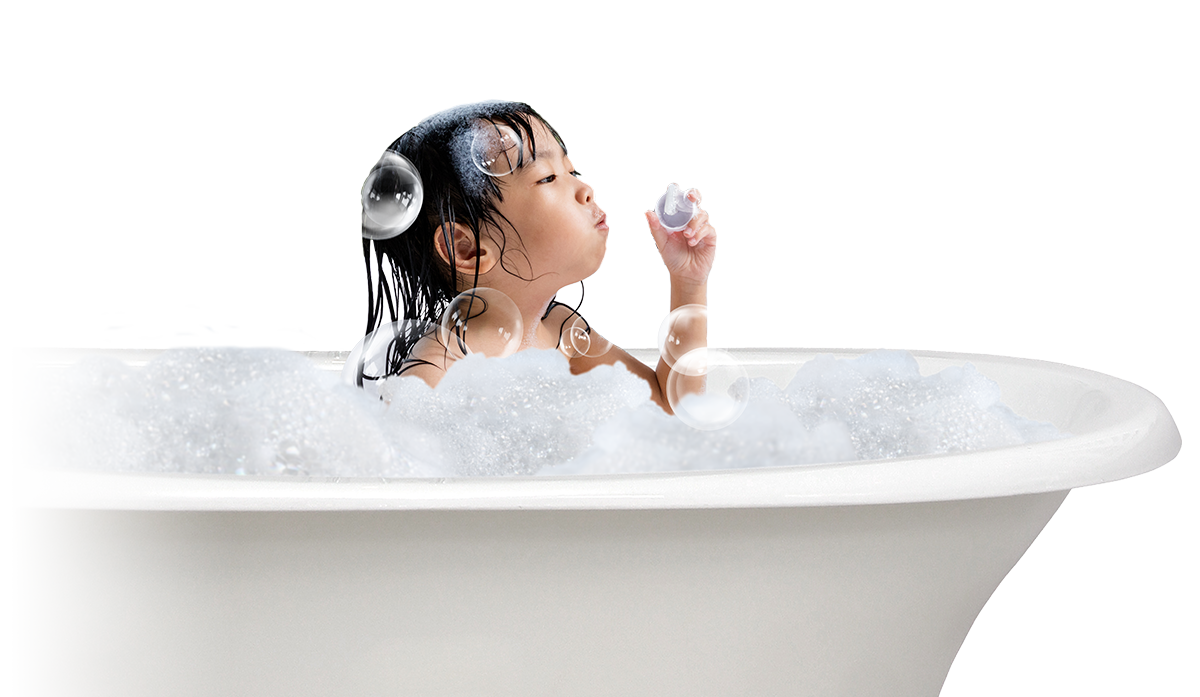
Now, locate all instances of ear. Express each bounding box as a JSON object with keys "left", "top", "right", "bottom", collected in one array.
[{"left": 433, "top": 223, "right": 498, "bottom": 278}]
